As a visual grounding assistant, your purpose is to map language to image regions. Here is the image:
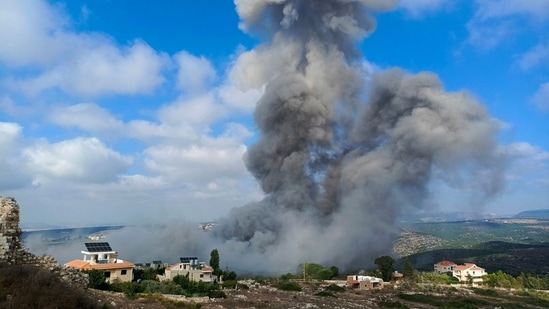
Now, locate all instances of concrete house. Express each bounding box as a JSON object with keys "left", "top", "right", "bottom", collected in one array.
[
  {"left": 65, "top": 242, "right": 134, "bottom": 284},
  {"left": 159, "top": 256, "right": 216, "bottom": 284},
  {"left": 347, "top": 275, "right": 383, "bottom": 290},
  {"left": 452, "top": 263, "right": 486, "bottom": 284},
  {"left": 434, "top": 260, "right": 457, "bottom": 274}
]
